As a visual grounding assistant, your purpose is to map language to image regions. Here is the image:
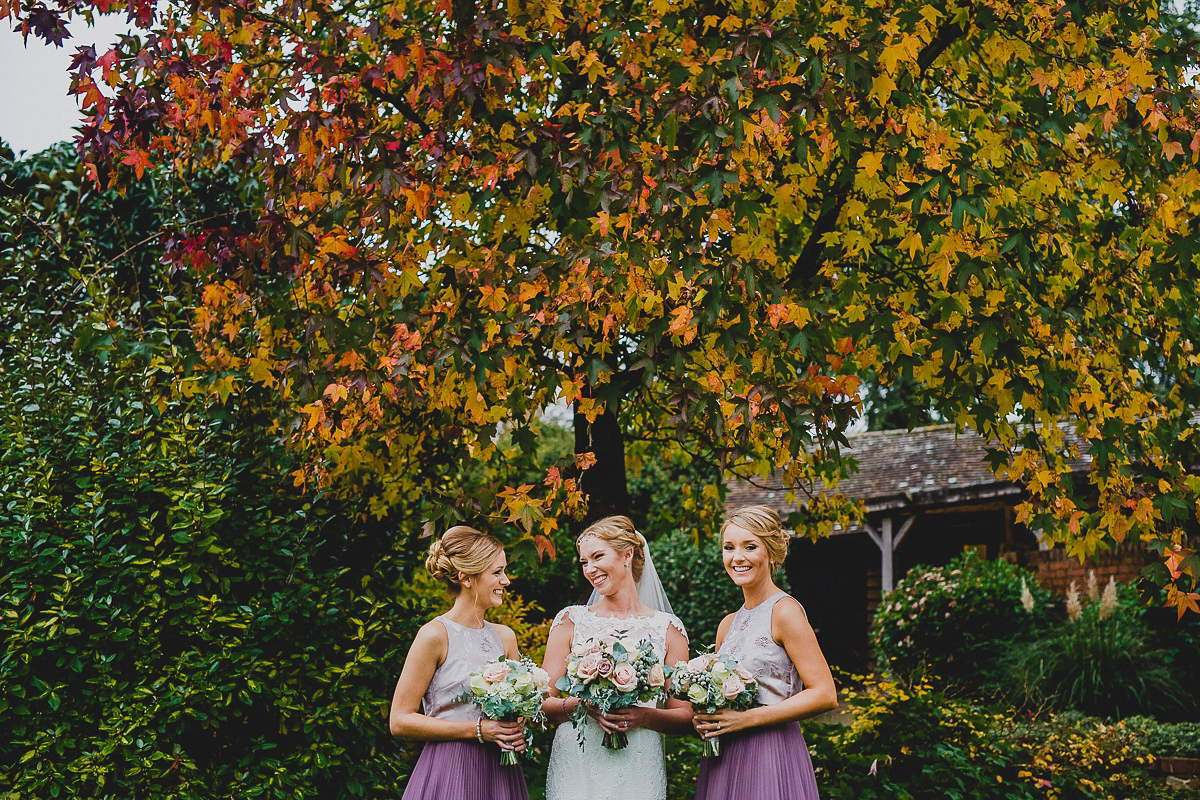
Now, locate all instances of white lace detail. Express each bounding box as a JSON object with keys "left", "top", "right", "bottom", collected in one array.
[{"left": 545, "top": 605, "right": 686, "bottom": 800}]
